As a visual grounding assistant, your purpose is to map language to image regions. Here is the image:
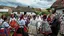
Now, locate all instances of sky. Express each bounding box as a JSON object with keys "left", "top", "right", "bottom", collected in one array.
[
  {"left": 0, "top": 0, "right": 56, "bottom": 9},
  {"left": 16, "top": 0, "right": 56, "bottom": 8}
]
